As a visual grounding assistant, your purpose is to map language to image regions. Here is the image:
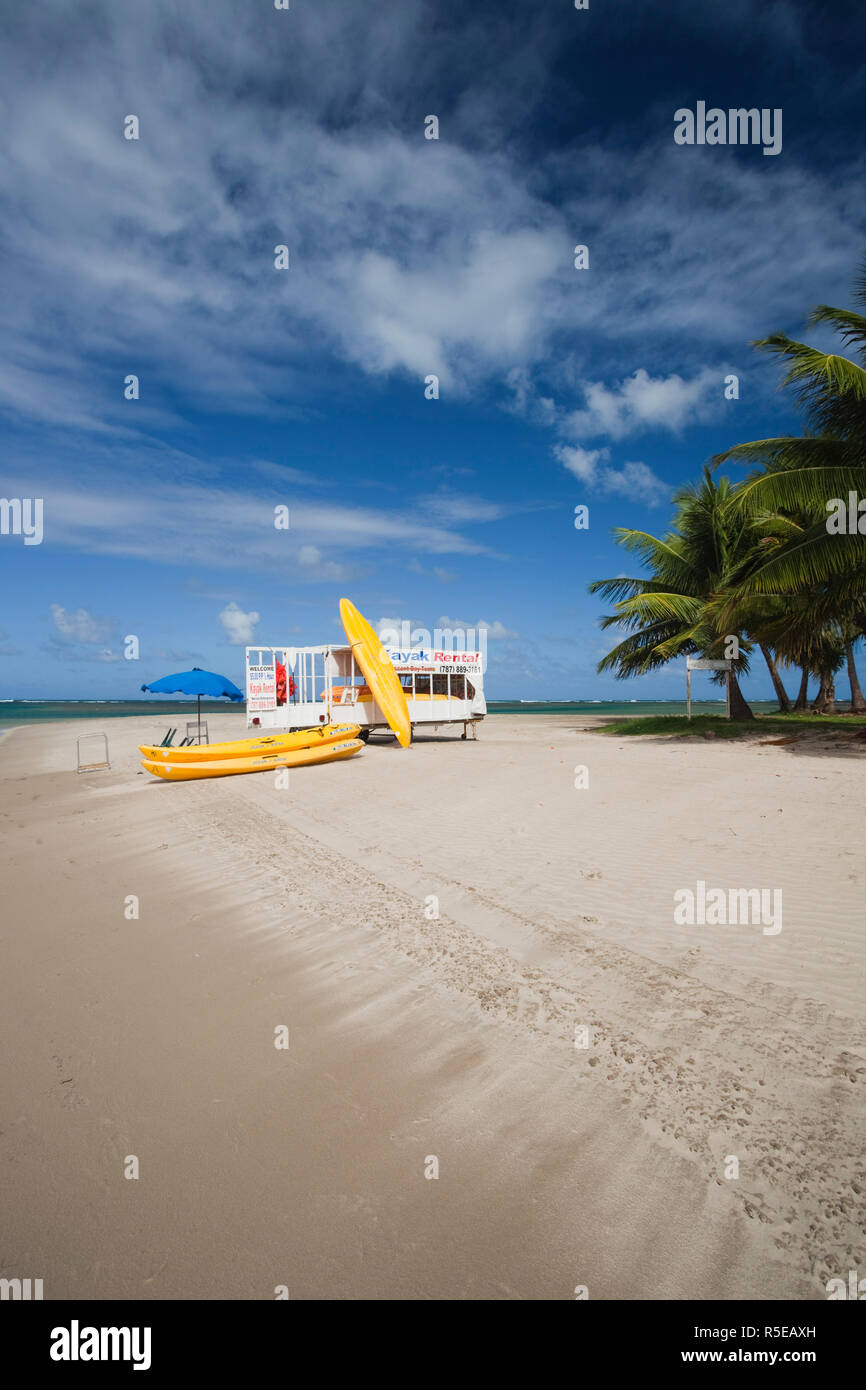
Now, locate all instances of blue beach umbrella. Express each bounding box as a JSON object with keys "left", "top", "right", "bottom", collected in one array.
[{"left": 141, "top": 667, "right": 244, "bottom": 740}]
